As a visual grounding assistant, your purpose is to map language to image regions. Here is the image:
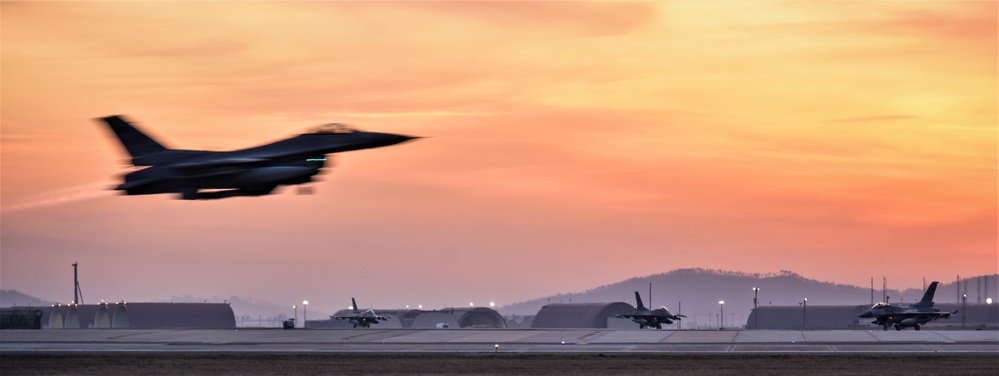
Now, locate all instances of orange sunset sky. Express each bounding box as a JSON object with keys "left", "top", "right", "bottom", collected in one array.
[{"left": 1, "top": 1, "right": 996, "bottom": 316}]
